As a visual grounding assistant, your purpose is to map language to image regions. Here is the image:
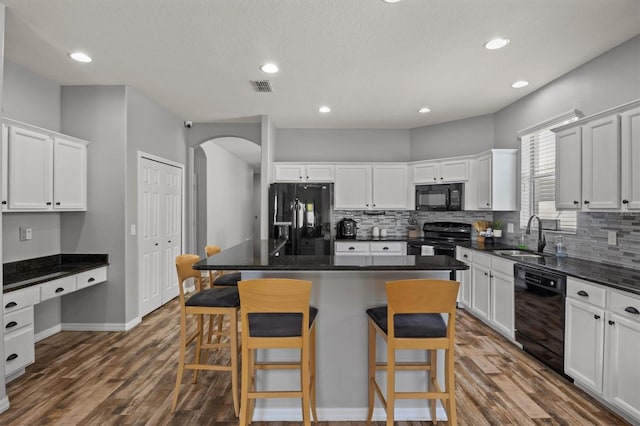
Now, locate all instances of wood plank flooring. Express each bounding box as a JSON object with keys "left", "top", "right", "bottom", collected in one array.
[{"left": 0, "top": 299, "right": 630, "bottom": 425}]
